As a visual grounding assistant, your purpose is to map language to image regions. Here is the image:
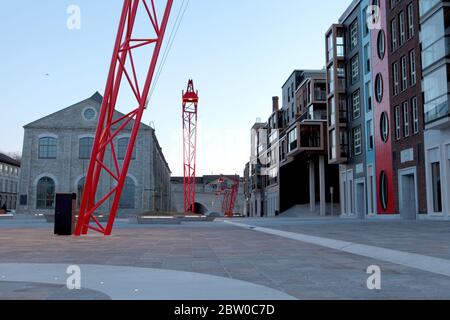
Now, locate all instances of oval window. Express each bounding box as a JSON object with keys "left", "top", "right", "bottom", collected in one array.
[
  {"left": 377, "top": 30, "right": 385, "bottom": 60},
  {"left": 380, "top": 112, "right": 389, "bottom": 143},
  {"left": 375, "top": 73, "right": 383, "bottom": 103},
  {"left": 380, "top": 171, "right": 388, "bottom": 210}
]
